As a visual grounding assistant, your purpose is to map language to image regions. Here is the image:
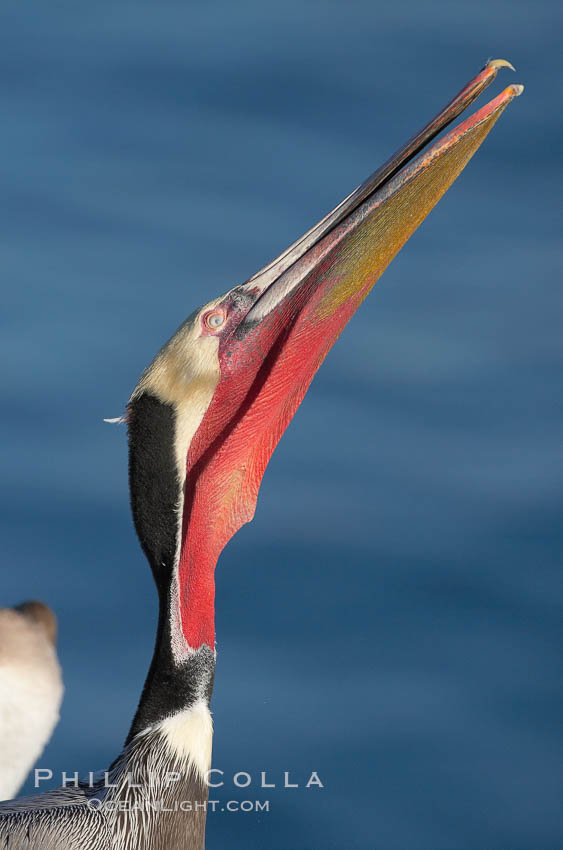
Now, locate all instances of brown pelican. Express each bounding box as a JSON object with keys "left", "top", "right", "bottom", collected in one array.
[
  {"left": 0, "top": 601, "right": 63, "bottom": 801},
  {"left": 0, "top": 61, "right": 522, "bottom": 849}
]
